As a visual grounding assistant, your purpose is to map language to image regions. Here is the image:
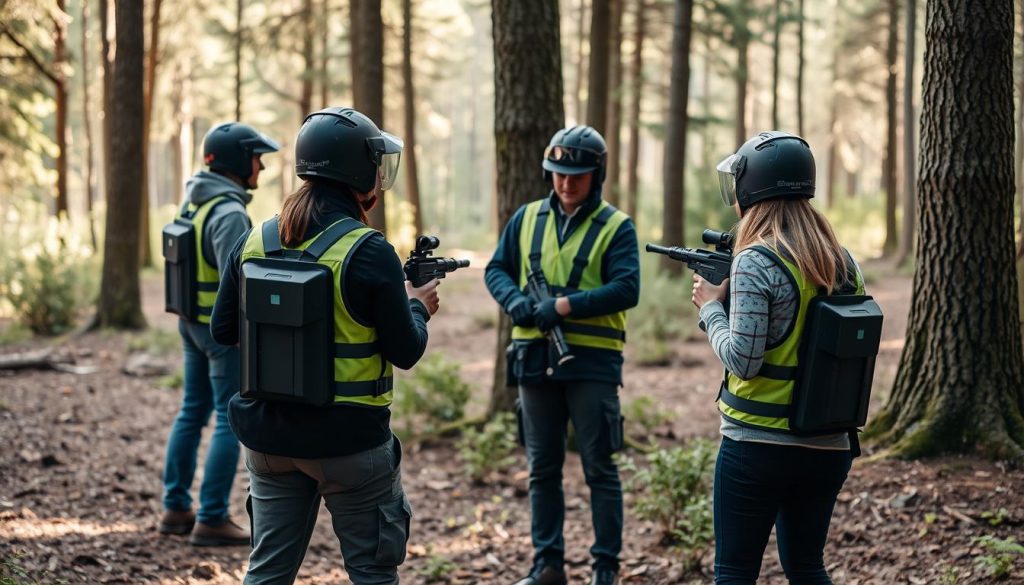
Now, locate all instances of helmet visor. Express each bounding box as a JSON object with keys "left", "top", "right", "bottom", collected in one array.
[
  {"left": 716, "top": 154, "right": 742, "bottom": 206},
  {"left": 543, "top": 144, "right": 604, "bottom": 173},
  {"left": 368, "top": 132, "right": 404, "bottom": 191}
]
